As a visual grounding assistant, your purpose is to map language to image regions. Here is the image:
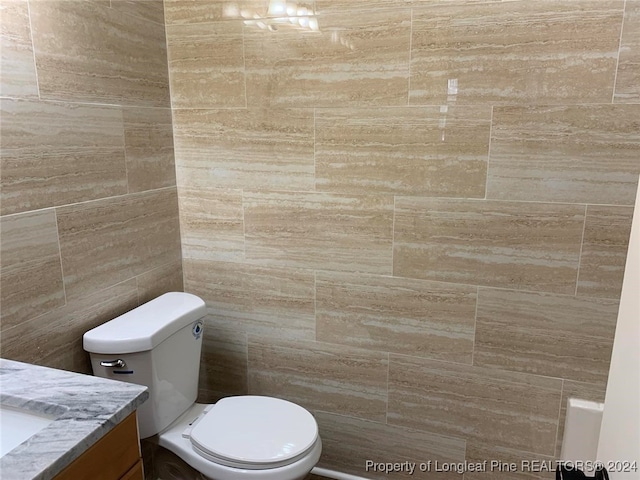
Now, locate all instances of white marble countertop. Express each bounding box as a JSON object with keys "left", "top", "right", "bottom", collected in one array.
[{"left": 0, "top": 358, "right": 148, "bottom": 480}]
